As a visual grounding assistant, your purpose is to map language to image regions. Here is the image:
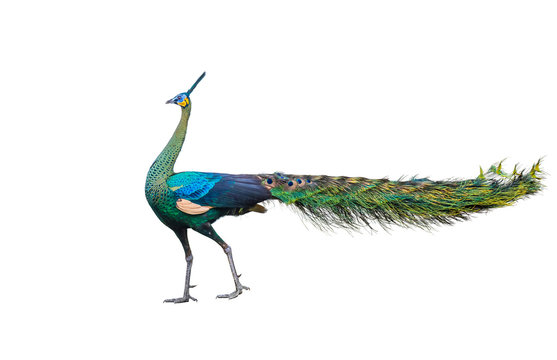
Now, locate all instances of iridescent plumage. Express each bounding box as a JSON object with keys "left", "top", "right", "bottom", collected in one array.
[
  {"left": 145, "top": 73, "right": 543, "bottom": 302},
  {"left": 259, "top": 163, "right": 543, "bottom": 231}
]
